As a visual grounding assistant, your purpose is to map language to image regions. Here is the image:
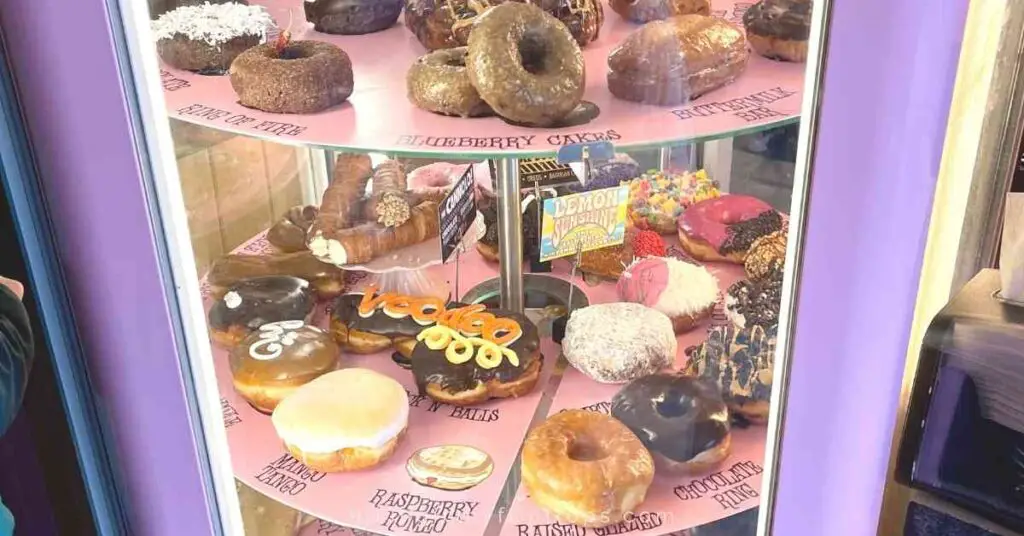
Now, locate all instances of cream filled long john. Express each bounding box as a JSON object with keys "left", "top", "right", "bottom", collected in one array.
[{"left": 271, "top": 368, "right": 409, "bottom": 472}]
